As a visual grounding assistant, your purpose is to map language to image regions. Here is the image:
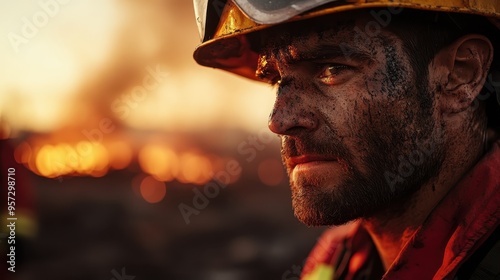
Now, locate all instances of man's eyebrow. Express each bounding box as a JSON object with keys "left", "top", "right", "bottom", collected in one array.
[
  {"left": 255, "top": 44, "right": 374, "bottom": 80},
  {"left": 287, "top": 44, "right": 375, "bottom": 64}
]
